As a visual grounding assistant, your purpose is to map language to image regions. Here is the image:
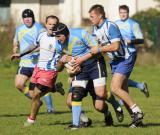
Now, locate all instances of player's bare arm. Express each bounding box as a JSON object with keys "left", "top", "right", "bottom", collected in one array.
[
  {"left": 11, "top": 45, "right": 39, "bottom": 61},
  {"left": 91, "top": 41, "right": 120, "bottom": 55},
  {"left": 74, "top": 45, "right": 98, "bottom": 67},
  {"left": 13, "top": 41, "right": 19, "bottom": 54}
]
